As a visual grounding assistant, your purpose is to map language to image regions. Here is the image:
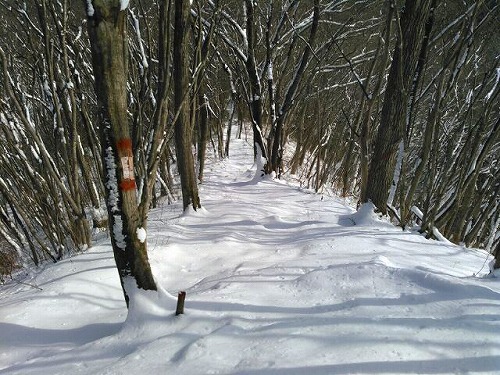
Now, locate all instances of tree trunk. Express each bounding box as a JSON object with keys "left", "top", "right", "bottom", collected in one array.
[
  {"left": 225, "top": 98, "right": 235, "bottom": 157},
  {"left": 173, "top": 0, "right": 201, "bottom": 211},
  {"left": 358, "top": 1, "right": 394, "bottom": 203},
  {"left": 244, "top": 0, "right": 268, "bottom": 166},
  {"left": 85, "top": 0, "right": 157, "bottom": 307},
  {"left": 197, "top": 92, "right": 209, "bottom": 182},
  {"left": 493, "top": 241, "right": 500, "bottom": 270},
  {"left": 364, "top": 0, "right": 434, "bottom": 214}
]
